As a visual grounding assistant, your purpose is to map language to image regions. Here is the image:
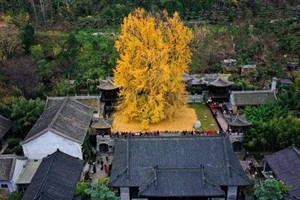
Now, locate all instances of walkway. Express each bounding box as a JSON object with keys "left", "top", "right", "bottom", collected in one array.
[
  {"left": 92, "top": 154, "right": 113, "bottom": 181},
  {"left": 214, "top": 109, "right": 229, "bottom": 132}
]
